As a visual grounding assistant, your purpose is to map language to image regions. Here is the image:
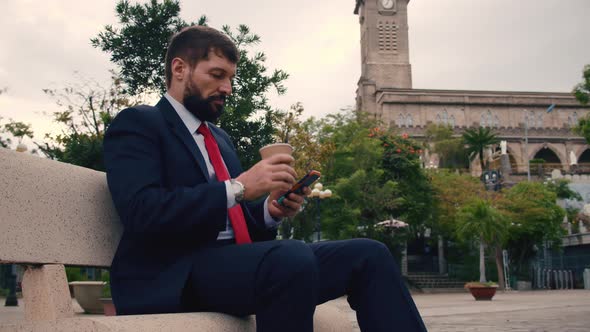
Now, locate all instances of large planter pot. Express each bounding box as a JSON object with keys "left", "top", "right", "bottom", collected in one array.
[
  {"left": 466, "top": 285, "right": 498, "bottom": 301},
  {"left": 100, "top": 298, "right": 116, "bottom": 316},
  {"left": 69, "top": 281, "right": 106, "bottom": 314}
]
